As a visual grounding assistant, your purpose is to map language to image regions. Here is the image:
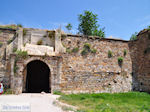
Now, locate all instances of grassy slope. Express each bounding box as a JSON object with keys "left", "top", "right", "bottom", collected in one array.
[{"left": 59, "top": 92, "right": 150, "bottom": 112}]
